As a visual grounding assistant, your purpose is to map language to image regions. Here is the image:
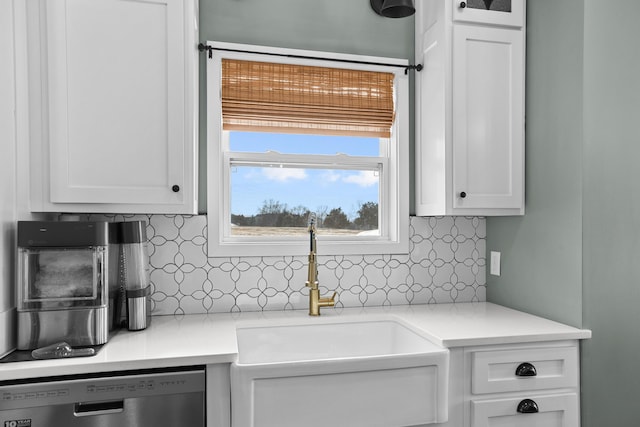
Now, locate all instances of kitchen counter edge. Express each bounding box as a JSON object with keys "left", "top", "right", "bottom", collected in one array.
[{"left": 0, "top": 302, "right": 591, "bottom": 382}]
